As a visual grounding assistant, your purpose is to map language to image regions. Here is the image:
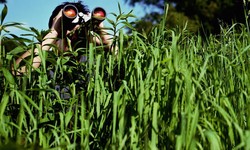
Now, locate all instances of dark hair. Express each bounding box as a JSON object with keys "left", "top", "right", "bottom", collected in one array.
[
  {"left": 48, "top": 1, "right": 89, "bottom": 28},
  {"left": 0, "top": 0, "right": 7, "bottom": 3}
]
